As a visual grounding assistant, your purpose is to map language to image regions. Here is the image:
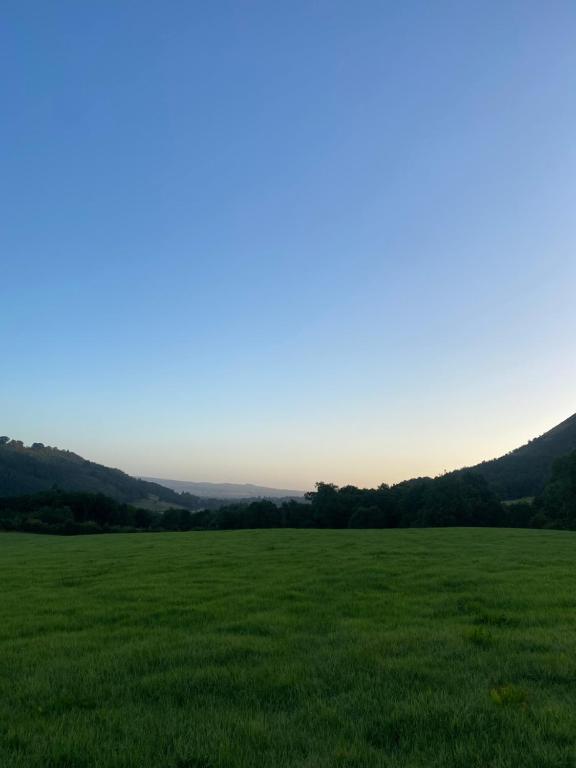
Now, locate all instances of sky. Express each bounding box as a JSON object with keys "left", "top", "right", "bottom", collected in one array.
[{"left": 2, "top": 1, "right": 576, "bottom": 490}]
